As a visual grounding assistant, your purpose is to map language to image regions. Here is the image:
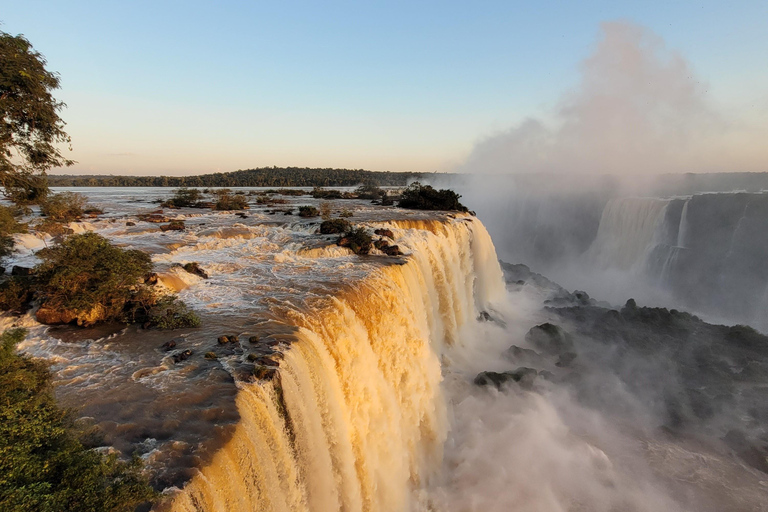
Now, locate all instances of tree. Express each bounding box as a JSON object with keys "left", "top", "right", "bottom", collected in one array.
[{"left": 1, "top": 31, "right": 73, "bottom": 204}]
